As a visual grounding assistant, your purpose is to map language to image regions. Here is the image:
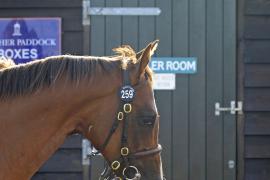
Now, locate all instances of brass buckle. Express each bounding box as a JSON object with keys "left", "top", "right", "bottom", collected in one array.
[
  {"left": 123, "top": 103, "right": 132, "bottom": 113},
  {"left": 120, "top": 147, "right": 129, "bottom": 156},
  {"left": 117, "top": 112, "right": 124, "bottom": 121},
  {"left": 111, "top": 161, "right": 121, "bottom": 170}
]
